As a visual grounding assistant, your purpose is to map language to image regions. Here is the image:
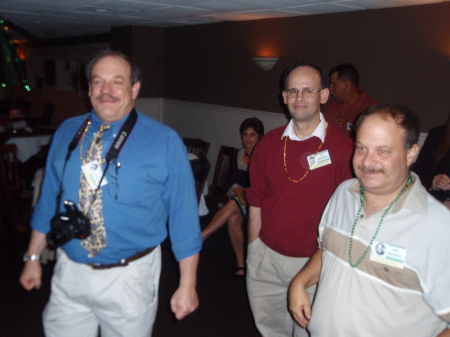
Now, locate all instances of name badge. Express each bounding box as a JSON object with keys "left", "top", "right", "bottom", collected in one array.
[
  {"left": 370, "top": 241, "right": 407, "bottom": 269},
  {"left": 347, "top": 122, "right": 353, "bottom": 131},
  {"left": 308, "top": 150, "right": 332, "bottom": 170},
  {"left": 81, "top": 160, "right": 108, "bottom": 190}
]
